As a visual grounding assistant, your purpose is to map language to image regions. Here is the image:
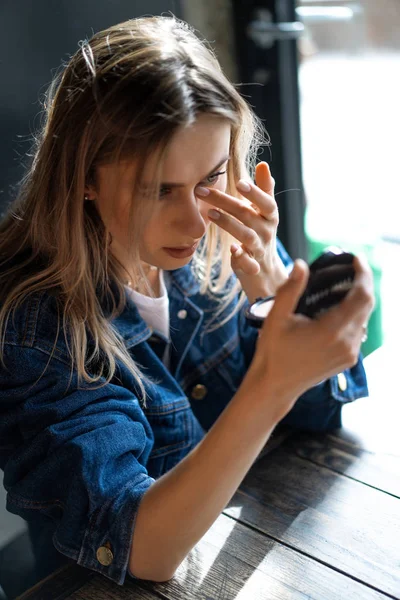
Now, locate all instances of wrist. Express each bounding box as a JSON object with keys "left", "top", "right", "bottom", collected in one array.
[
  {"left": 270, "top": 256, "right": 289, "bottom": 294},
  {"left": 254, "top": 256, "right": 288, "bottom": 300},
  {"left": 241, "top": 364, "right": 298, "bottom": 424}
]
